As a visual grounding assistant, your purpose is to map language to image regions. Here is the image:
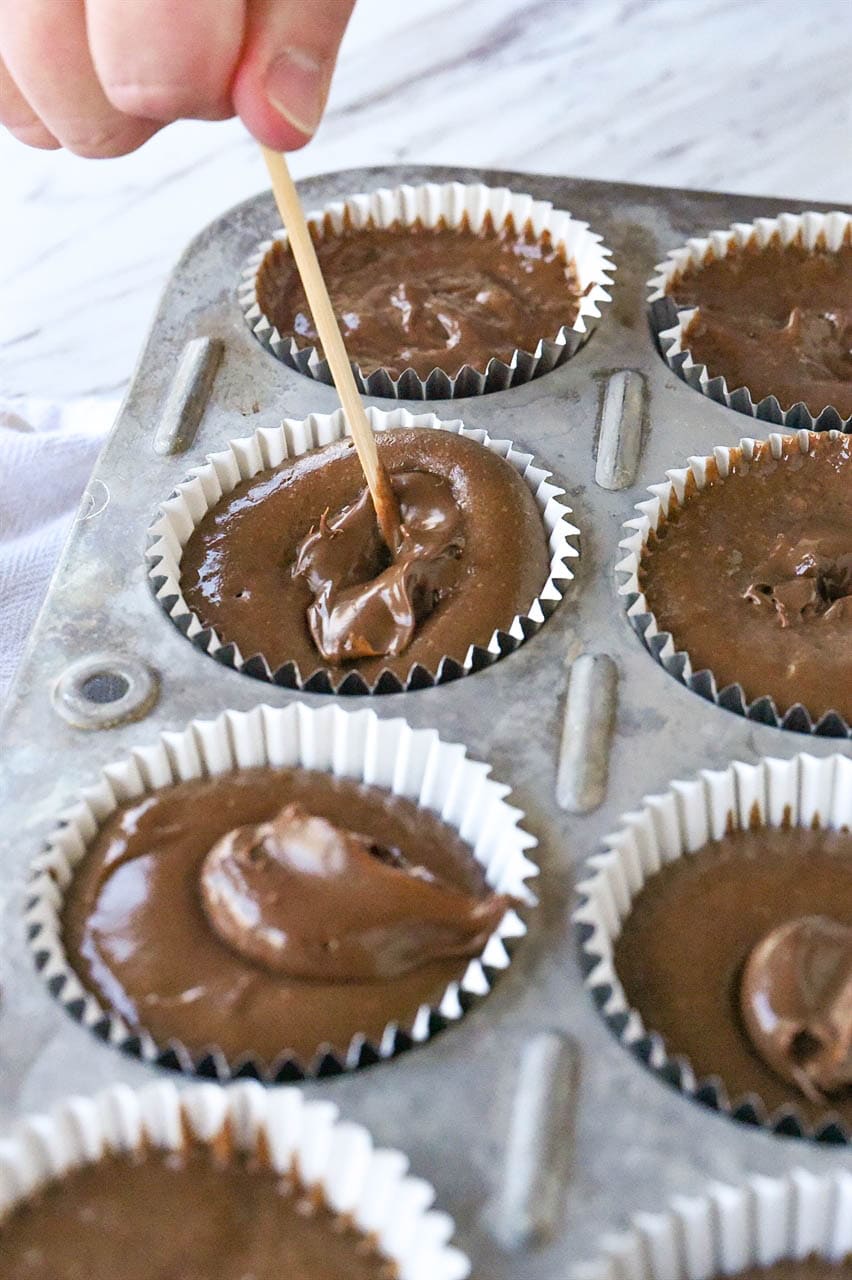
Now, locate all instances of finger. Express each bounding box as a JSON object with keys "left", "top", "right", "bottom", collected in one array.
[
  {"left": 0, "top": 56, "right": 59, "bottom": 148},
  {"left": 87, "top": 0, "right": 244, "bottom": 123},
  {"left": 0, "top": 0, "right": 159, "bottom": 157},
  {"left": 232, "top": 0, "right": 356, "bottom": 151}
]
